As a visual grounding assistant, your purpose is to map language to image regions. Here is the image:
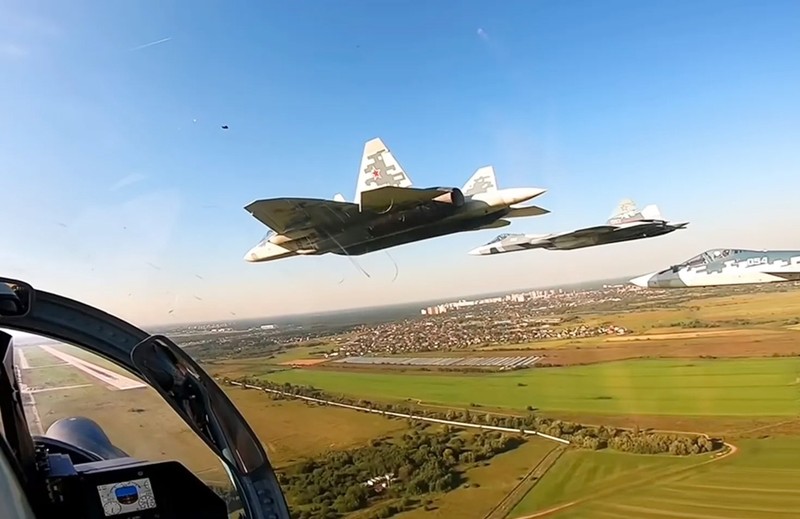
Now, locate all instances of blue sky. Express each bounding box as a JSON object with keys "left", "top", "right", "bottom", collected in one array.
[{"left": 2, "top": 0, "right": 799, "bottom": 325}]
